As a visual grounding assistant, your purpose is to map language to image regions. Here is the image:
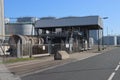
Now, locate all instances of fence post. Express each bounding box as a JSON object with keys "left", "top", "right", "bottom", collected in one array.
[{"left": 29, "top": 43, "right": 32, "bottom": 58}]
